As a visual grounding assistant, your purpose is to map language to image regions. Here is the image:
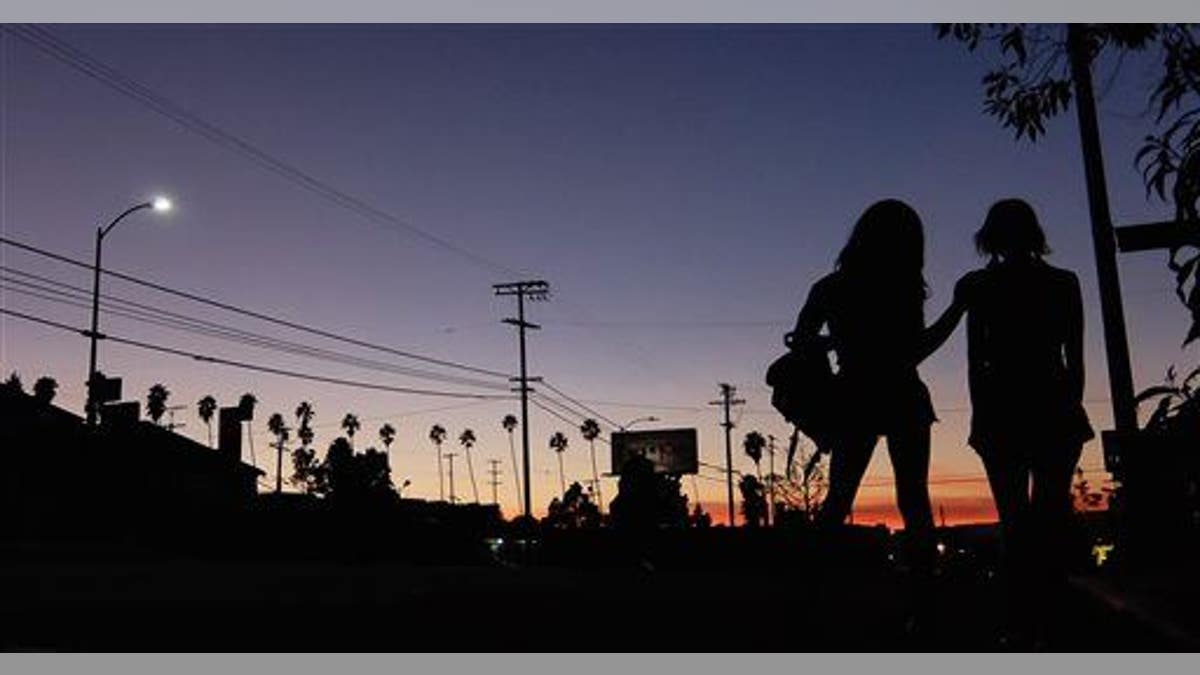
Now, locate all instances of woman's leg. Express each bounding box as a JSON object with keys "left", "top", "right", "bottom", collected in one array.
[
  {"left": 886, "top": 423, "right": 938, "bottom": 635},
  {"left": 887, "top": 424, "right": 935, "bottom": 533},
  {"left": 887, "top": 424, "right": 936, "bottom": 570},
  {"left": 980, "top": 449, "right": 1033, "bottom": 637},
  {"left": 1023, "top": 443, "right": 1083, "bottom": 642},
  {"left": 1030, "top": 443, "right": 1084, "bottom": 585},
  {"left": 980, "top": 450, "right": 1031, "bottom": 565},
  {"left": 817, "top": 430, "right": 877, "bottom": 527}
]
